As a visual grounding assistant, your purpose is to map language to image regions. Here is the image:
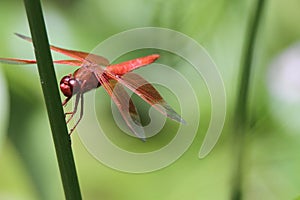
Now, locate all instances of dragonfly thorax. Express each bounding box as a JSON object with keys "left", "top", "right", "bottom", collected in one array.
[{"left": 60, "top": 75, "right": 80, "bottom": 97}]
